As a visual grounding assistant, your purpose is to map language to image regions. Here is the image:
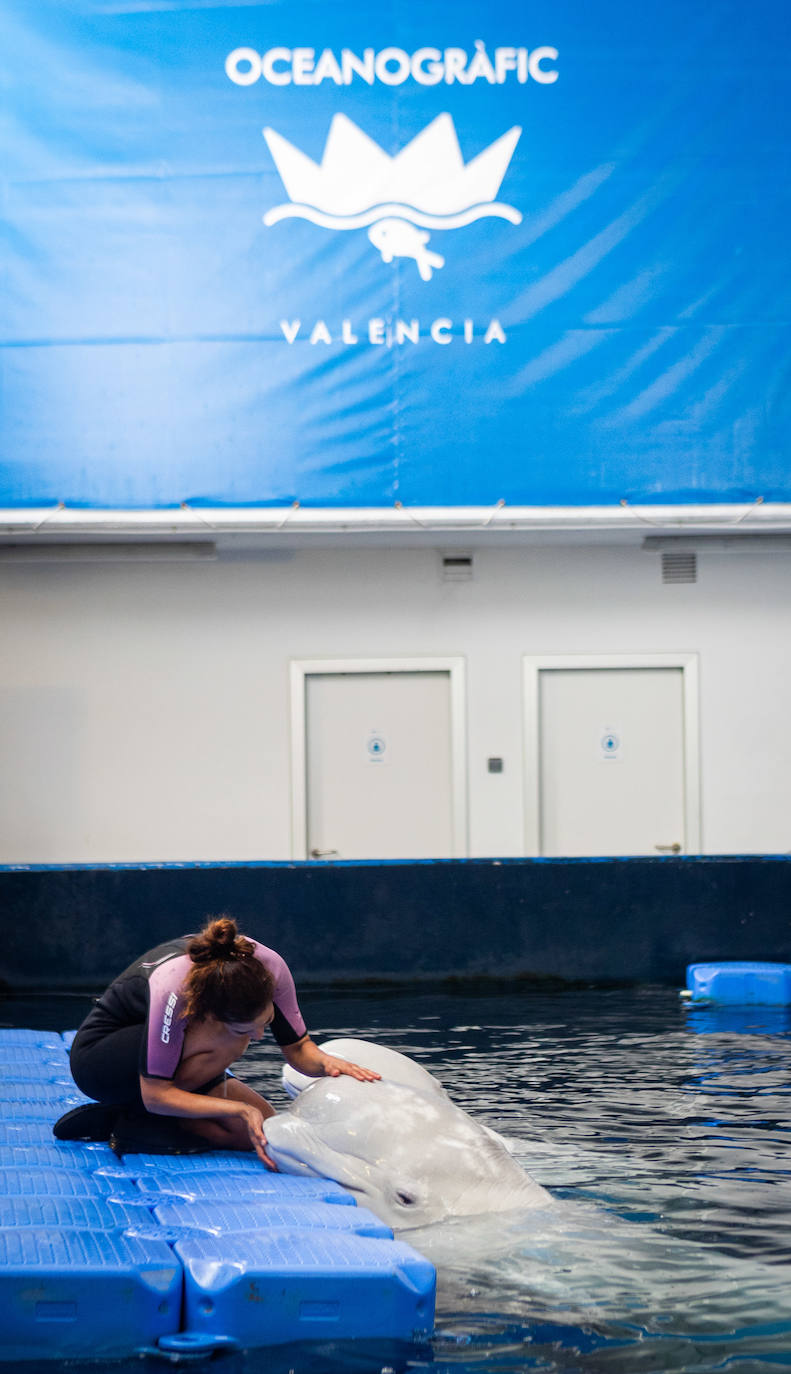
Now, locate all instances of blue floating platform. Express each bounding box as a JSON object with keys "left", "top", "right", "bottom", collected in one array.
[
  {"left": 0, "top": 1195, "right": 151, "bottom": 1232},
  {"left": 0, "top": 1122, "right": 63, "bottom": 1145},
  {"left": 0, "top": 1143, "right": 118, "bottom": 1171},
  {"left": 152, "top": 1197, "right": 393, "bottom": 1239},
  {"left": 0, "top": 1048, "right": 69, "bottom": 1066},
  {"left": 133, "top": 1166, "right": 356, "bottom": 1204},
  {"left": 0, "top": 1165, "right": 141, "bottom": 1199},
  {"left": 0, "top": 1229, "right": 182, "bottom": 1362},
  {"left": 0, "top": 1065, "right": 75, "bottom": 1083},
  {"left": 0, "top": 1082, "right": 89, "bottom": 1104},
  {"left": 0, "top": 1100, "right": 81, "bottom": 1124},
  {"left": 121, "top": 1149, "right": 279, "bottom": 1173},
  {"left": 0, "top": 1029, "right": 436, "bottom": 1359},
  {"left": 684, "top": 961, "right": 791, "bottom": 1005},
  {"left": 175, "top": 1231, "right": 435, "bottom": 1346},
  {"left": 0, "top": 1031, "right": 66, "bottom": 1050}
]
